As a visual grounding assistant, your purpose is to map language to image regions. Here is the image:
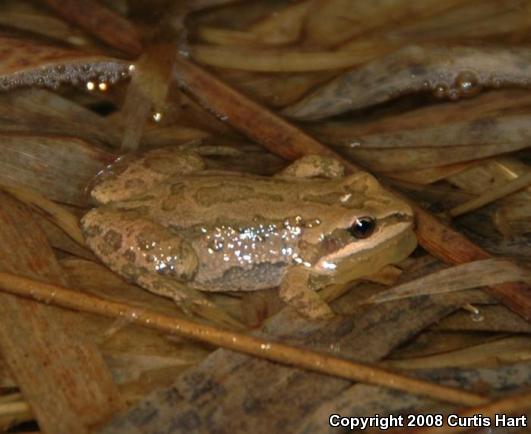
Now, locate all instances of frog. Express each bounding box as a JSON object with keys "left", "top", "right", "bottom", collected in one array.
[{"left": 81, "top": 147, "right": 417, "bottom": 320}]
